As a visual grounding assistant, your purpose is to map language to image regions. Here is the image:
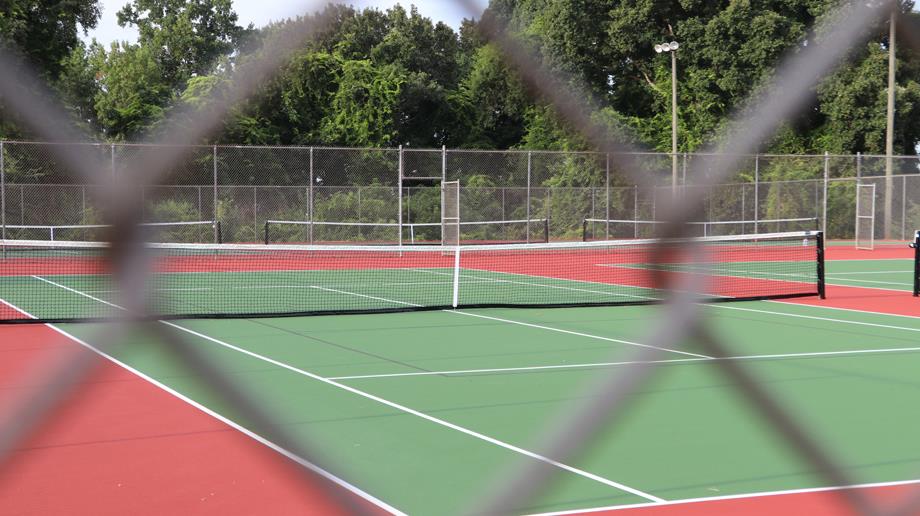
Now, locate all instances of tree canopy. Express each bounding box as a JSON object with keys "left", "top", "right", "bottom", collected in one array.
[{"left": 1, "top": 0, "right": 919, "bottom": 155}]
